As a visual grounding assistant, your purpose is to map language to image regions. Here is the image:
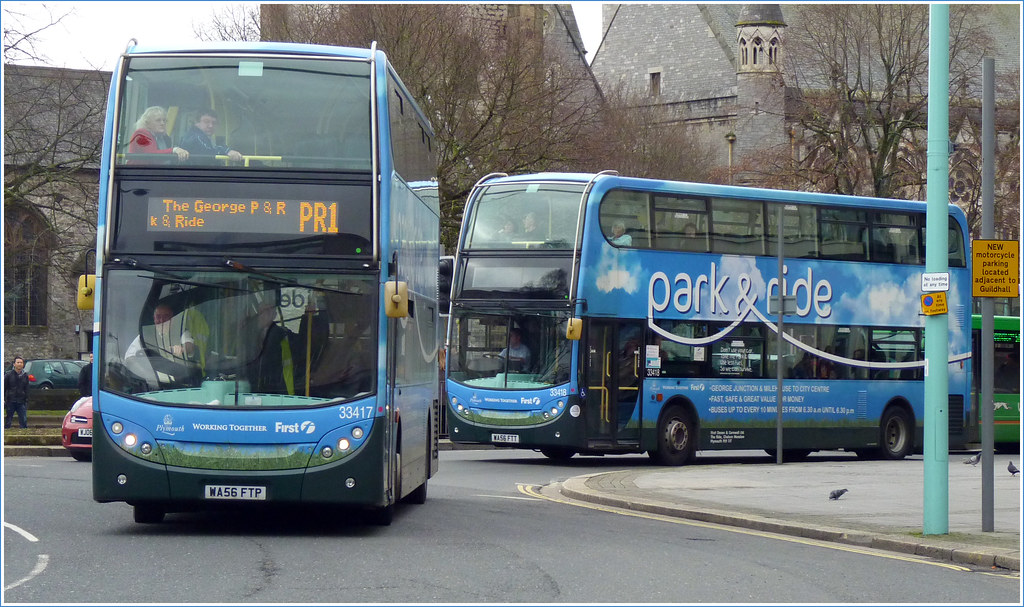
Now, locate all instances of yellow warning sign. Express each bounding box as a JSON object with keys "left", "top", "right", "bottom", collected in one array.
[
  {"left": 972, "top": 240, "right": 1020, "bottom": 298},
  {"left": 921, "top": 292, "right": 948, "bottom": 316}
]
